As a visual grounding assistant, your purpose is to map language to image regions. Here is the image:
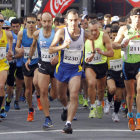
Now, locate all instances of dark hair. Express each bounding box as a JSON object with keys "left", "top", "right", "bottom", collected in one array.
[
  {"left": 88, "top": 13, "right": 97, "bottom": 20},
  {"left": 112, "top": 21, "right": 119, "bottom": 25},
  {"left": 105, "top": 24, "right": 112, "bottom": 29},
  {"left": 111, "top": 25, "right": 120, "bottom": 33},
  {"left": 89, "top": 19, "right": 99, "bottom": 26},
  {"left": 119, "top": 17, "right": 126, "bottom": 22},
  {"left": 104, "top": 14, "right": 111, "bottom": 19},
  {"left": 130, "top": 7, "right": 140, "bottom": 16},
  {"left": 41, "top": 12, "right": 52, "bottom": 19},
  {"left": 54, "top": 17, "right": 60, "bottom": 23},
  {"left": 66, "top": 9, "right": 79, "bottom": 18},
  {"left": 11, "top": 18, "right": 21, "bottom": 26},
  {"left": 59, "top": 17, "right": 64, "bottom": 24},
  {"left": 26, "top": 13, "right": 37, "bottom": 21}
]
